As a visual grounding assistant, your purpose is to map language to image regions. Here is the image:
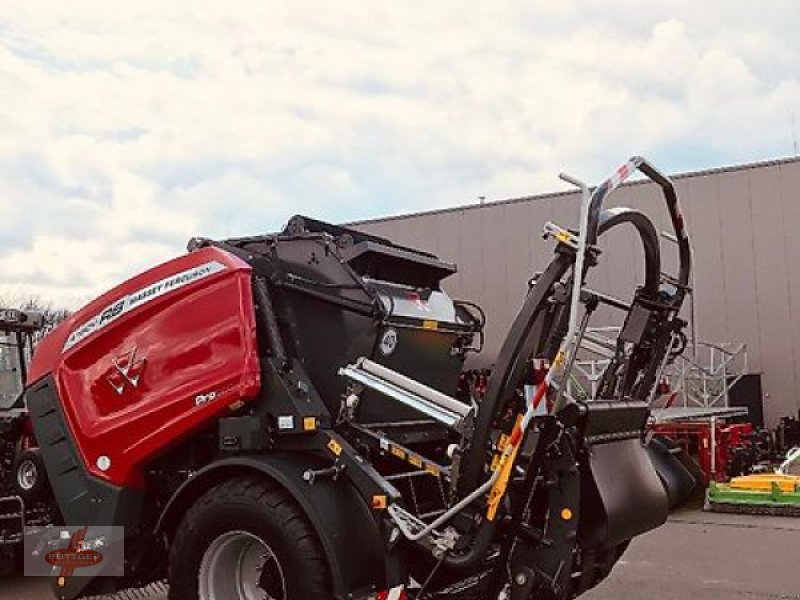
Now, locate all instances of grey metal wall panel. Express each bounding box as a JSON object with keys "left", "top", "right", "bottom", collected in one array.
[
  {"left": 684, "top": 174, "right": 728, "bottom": 343},
  {"left": 778, "top": 162, "right": 800, "bottom": 422},
  {"left": 716, "top": 170, "right": 763, "bottom": 372},
  {"left": 355, "top": 158, "right": 800, "bottom": 425},
  {"left": 498, "top": 203, "right": 530, "bottom": 306},
  {"left": 749, "top": 165, "right": 797, "bottom": 425}
]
